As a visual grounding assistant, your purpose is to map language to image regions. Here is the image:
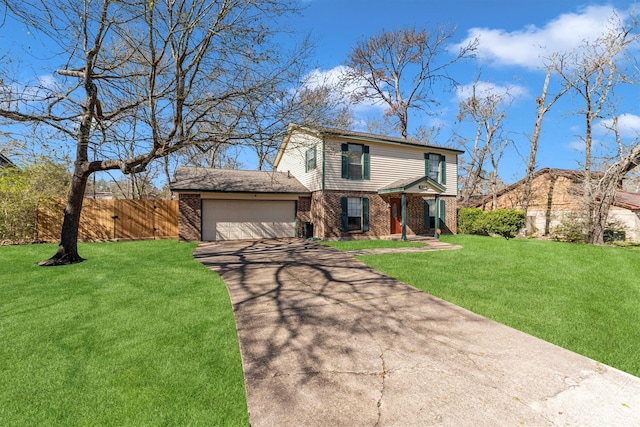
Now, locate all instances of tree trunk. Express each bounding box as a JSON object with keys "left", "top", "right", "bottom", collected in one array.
[{"left": 39, "top": 167, "right": 89, "bottom": 266}]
